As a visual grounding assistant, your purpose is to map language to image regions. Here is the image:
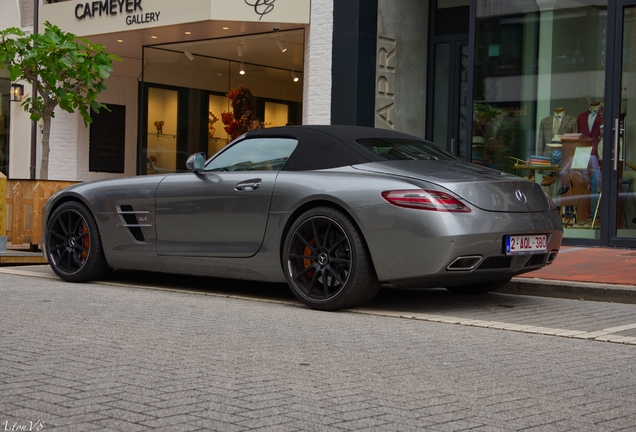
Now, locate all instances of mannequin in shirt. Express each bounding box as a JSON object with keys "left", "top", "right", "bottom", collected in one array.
[
  {"left": 538, "top": 107, "right": 577, "bottom": 154},
  {"left": 577, "top": 101, "right": 604, "bottom": 157},
  {"left": 535, "top": 107, "right": 577, "bottom": 185}
]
